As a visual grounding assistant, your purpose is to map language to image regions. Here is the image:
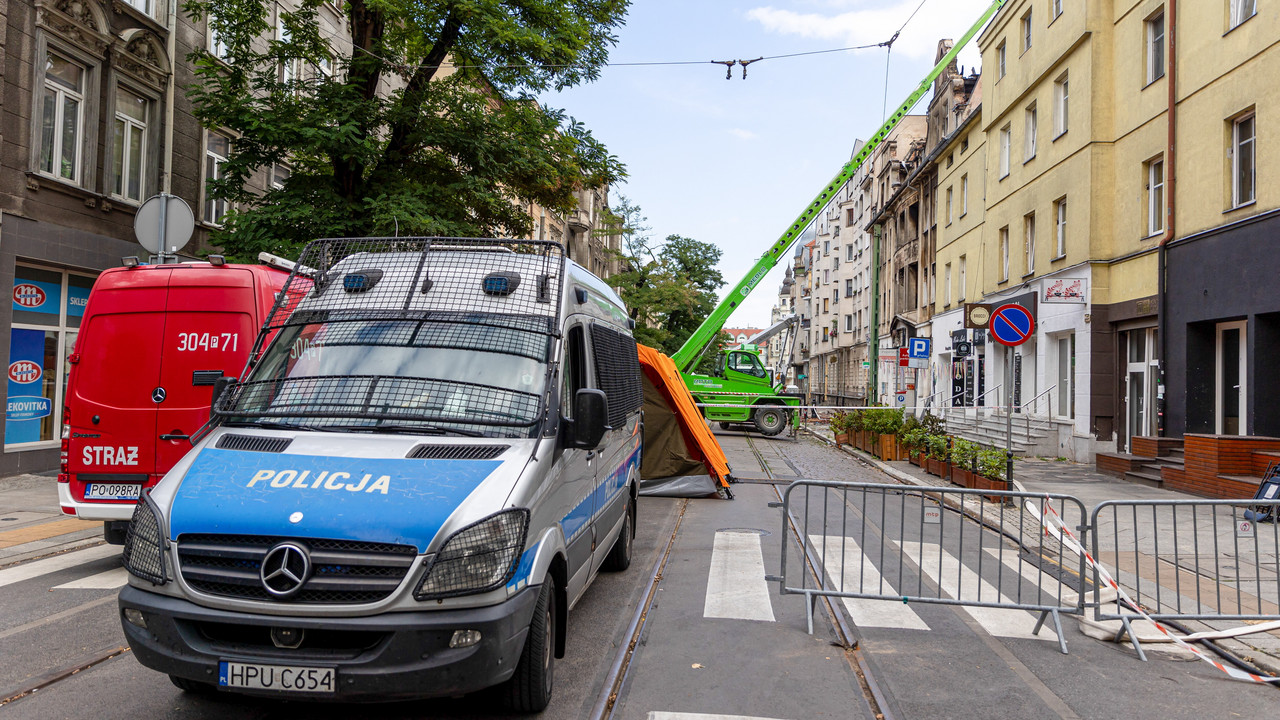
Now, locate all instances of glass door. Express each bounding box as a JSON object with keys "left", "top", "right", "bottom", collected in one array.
[
  {"left": 1124, "top": 329, "right": 1157, "bottom": 452},
  {"left": 1216, "top": 321, "right": 1247, "bottom": 435}
]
